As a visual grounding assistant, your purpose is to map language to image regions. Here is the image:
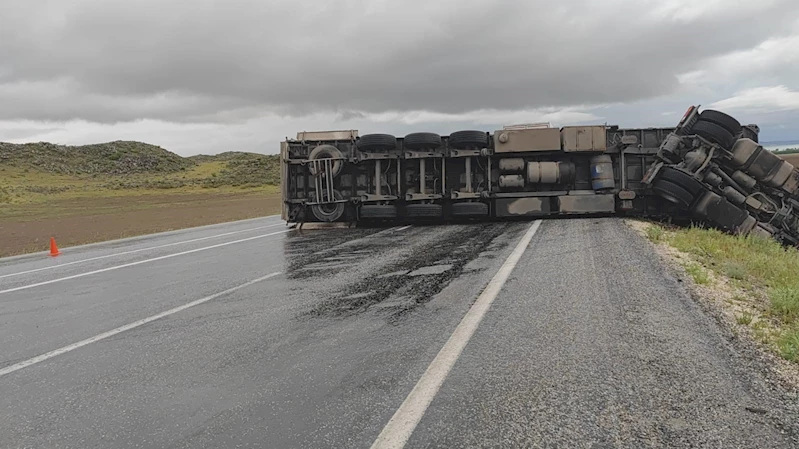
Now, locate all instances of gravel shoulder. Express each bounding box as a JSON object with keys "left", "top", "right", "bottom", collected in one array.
[
  {"left": 407, "top": 217, "right": 799, "bottom": 448},
  {"left": 626, "top": 219, "right": 799, "bottom": 393}
]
